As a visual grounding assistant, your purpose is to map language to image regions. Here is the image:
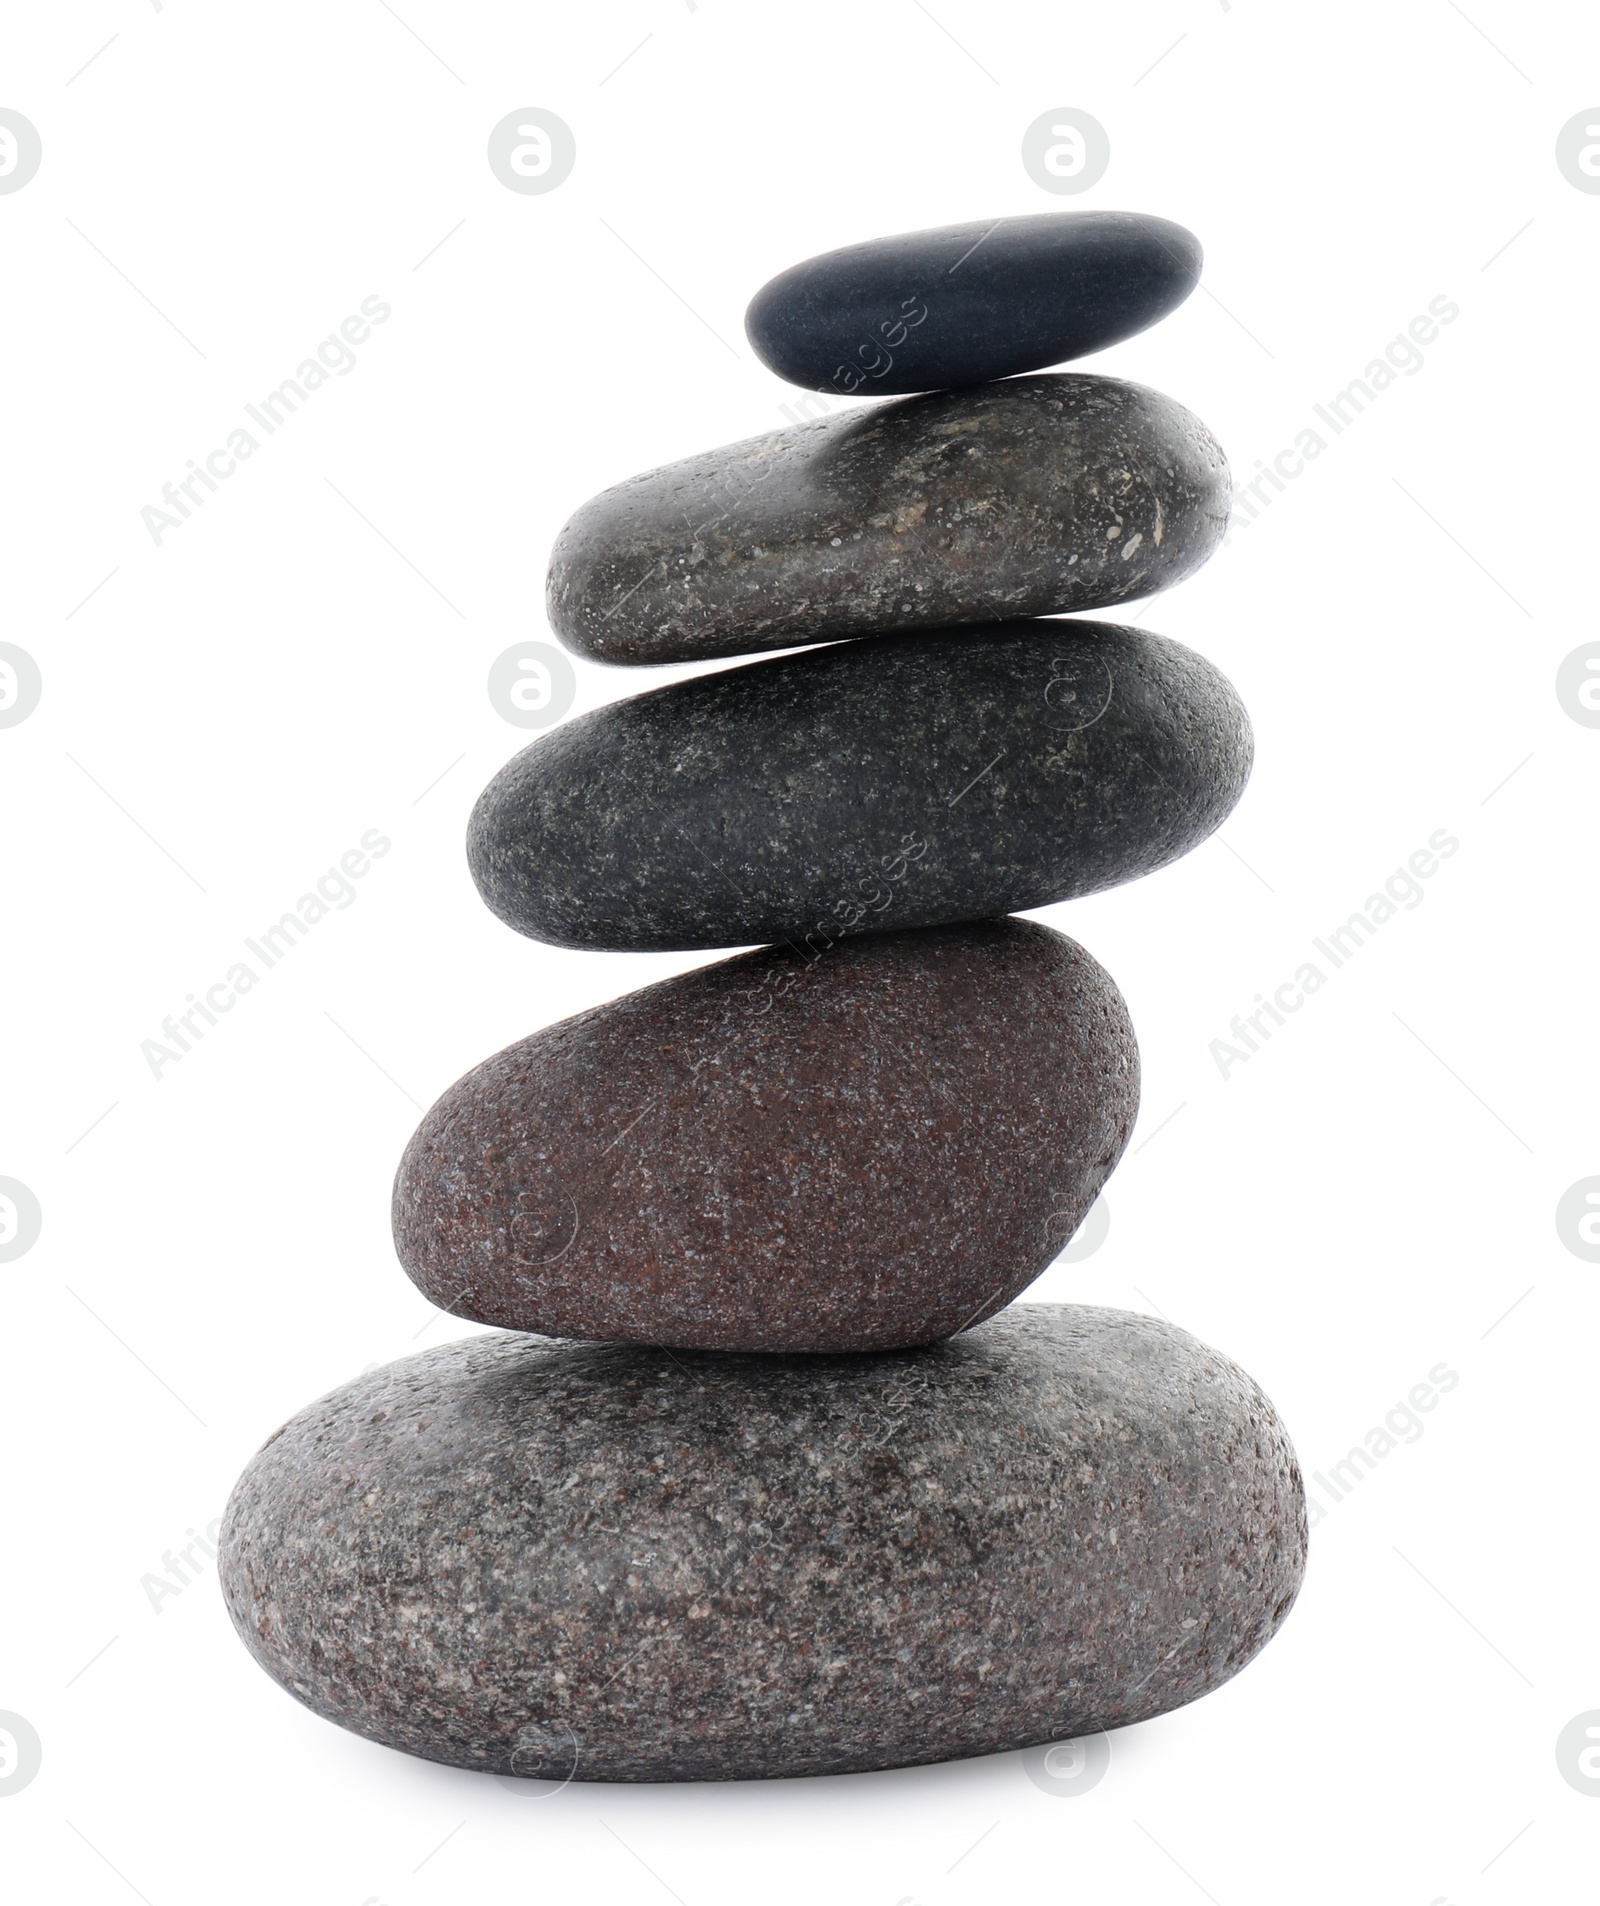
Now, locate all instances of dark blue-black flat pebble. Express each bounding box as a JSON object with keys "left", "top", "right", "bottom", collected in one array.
[{"left": 745, "top": 210, "right": 1202, "bottom": 397}]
